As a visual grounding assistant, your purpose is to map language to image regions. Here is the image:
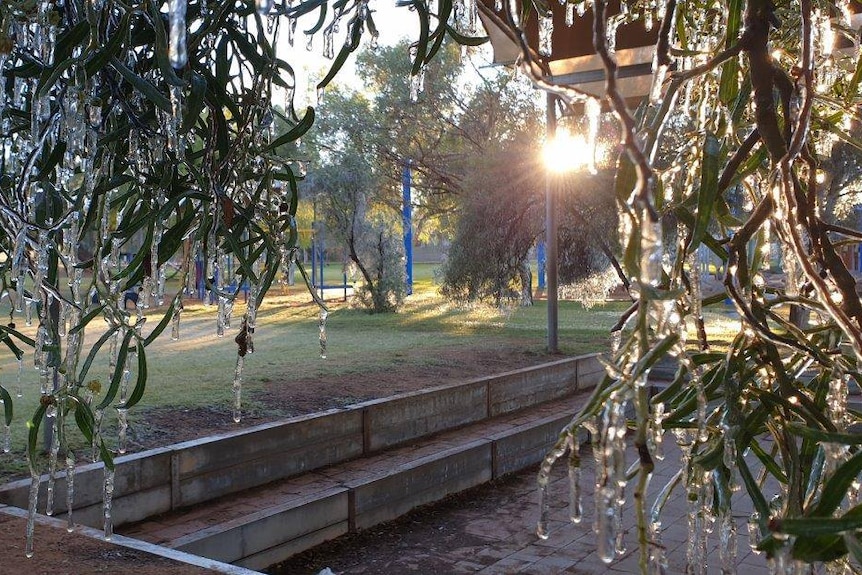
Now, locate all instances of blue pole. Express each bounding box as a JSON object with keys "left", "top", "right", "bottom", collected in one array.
[
  {"left": 311, "top": 235, "right": 317, "bottom": 288},
  {"left": 537, "top": 241, "right": 546, "bottom": 291},
  {"left": 403, "top": 160, "right": 413, "bottom": 296}
]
